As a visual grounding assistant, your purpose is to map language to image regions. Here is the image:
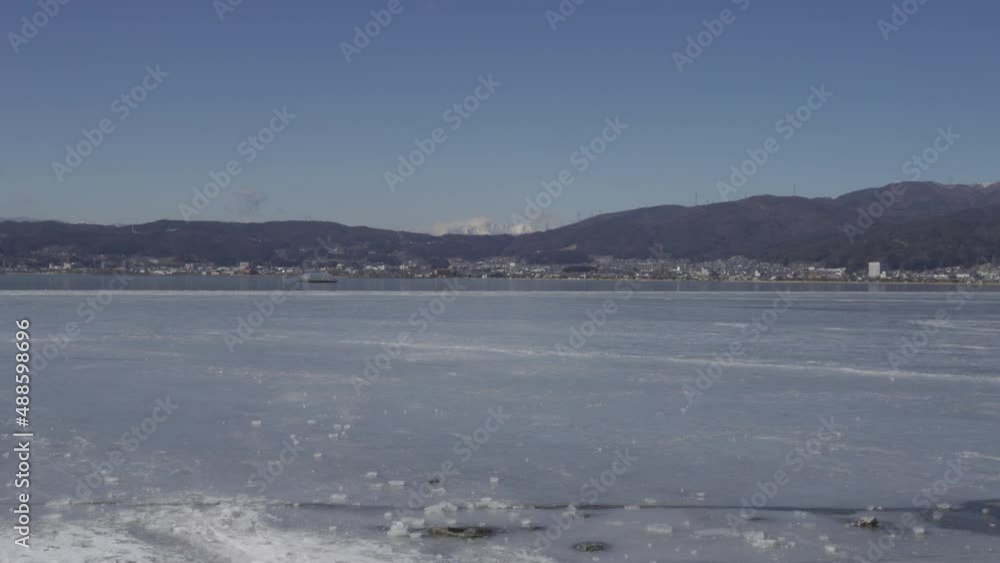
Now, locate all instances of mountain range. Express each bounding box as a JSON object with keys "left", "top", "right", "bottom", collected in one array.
[{"left": 2, "top": 181, "right": 998, "bottom": 271}]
